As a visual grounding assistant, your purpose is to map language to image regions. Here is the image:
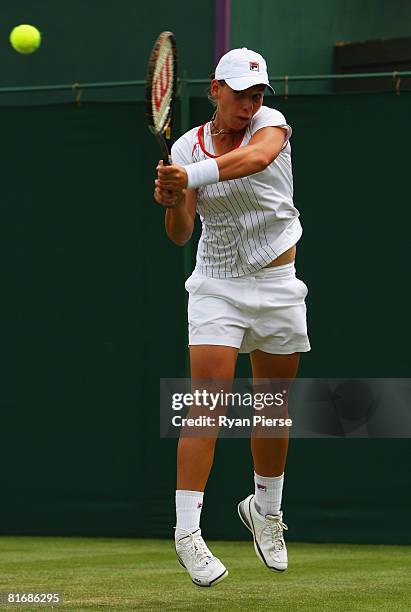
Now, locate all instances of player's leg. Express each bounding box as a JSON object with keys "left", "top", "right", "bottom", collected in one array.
[
  {"left": 250, "top": 350, "right": 300, "bottom": 478},
  {"left": 237, "top": 350, "right": 300, "bottom": 572},
  {"left": 175, "top": 344, "right": 238, "bottom": 587},
  {"left": 177, "top": 344, "right": 239, "bottom": 491}
]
